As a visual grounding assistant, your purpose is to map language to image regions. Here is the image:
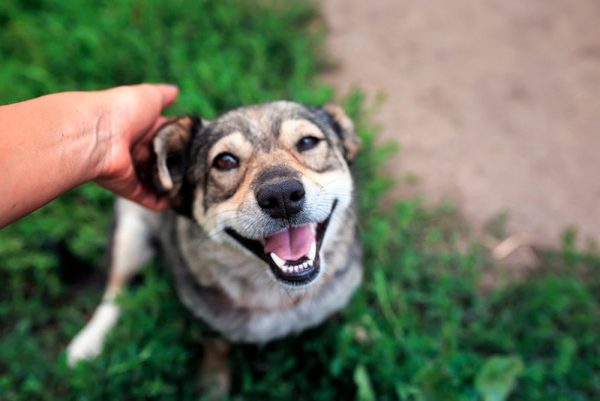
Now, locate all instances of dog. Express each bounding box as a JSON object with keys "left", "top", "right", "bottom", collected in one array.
[{"left": 67, "top": 101, "right": 363, "bottom": 392}]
